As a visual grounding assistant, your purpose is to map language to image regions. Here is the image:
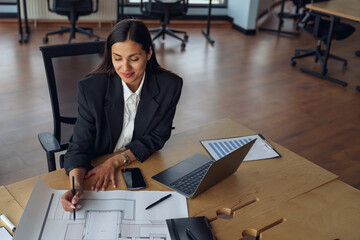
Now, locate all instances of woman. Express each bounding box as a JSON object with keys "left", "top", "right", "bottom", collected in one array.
[{"left": 61, "top": 19, "right": 183, "bottom": 212}]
